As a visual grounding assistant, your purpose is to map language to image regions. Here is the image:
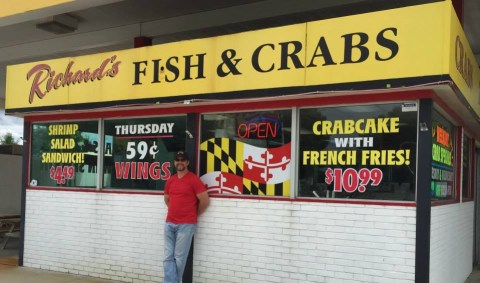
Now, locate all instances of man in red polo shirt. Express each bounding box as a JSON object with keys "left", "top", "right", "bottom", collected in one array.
[{"left": 163, "top": 150, "right": 209, "bottom": 283}]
